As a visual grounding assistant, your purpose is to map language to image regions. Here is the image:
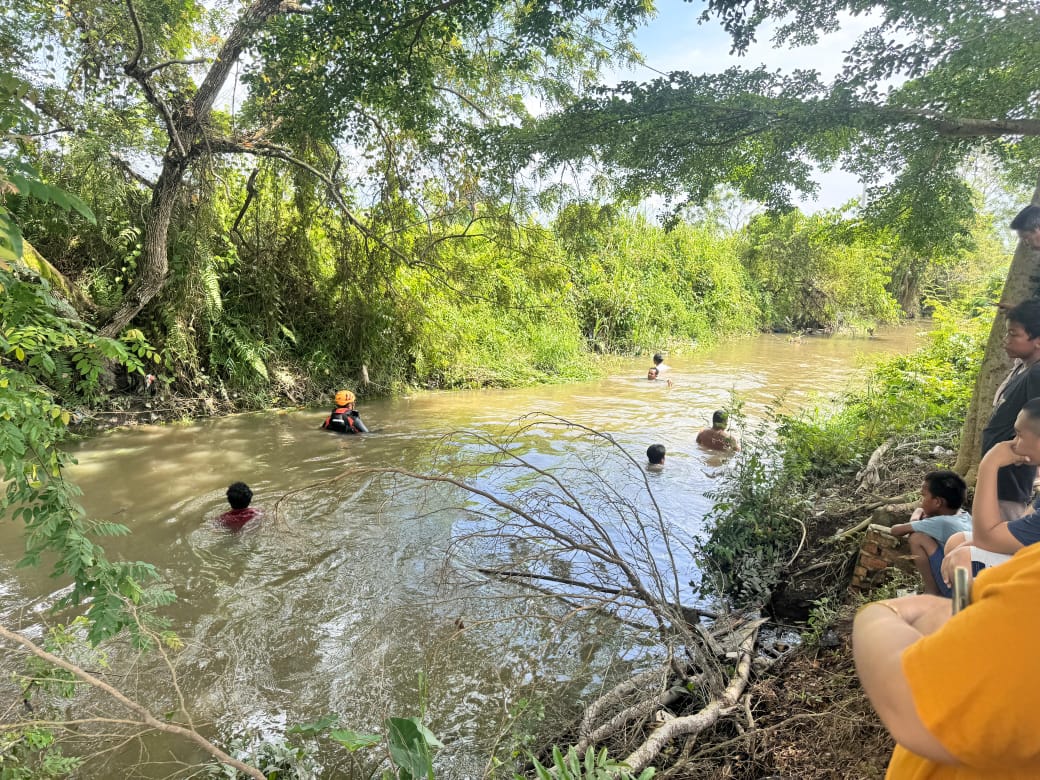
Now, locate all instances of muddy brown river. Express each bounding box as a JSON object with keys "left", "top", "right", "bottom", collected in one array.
[{"left": 0, "top": 328, "right": 928, "bottom": 777}]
